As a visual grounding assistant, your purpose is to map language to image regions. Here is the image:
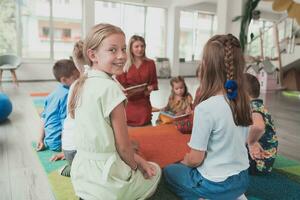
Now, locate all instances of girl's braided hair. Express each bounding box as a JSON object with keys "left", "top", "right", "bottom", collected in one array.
[{"left": 196, "top": 34, "right": 252, "bottom": 126}]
